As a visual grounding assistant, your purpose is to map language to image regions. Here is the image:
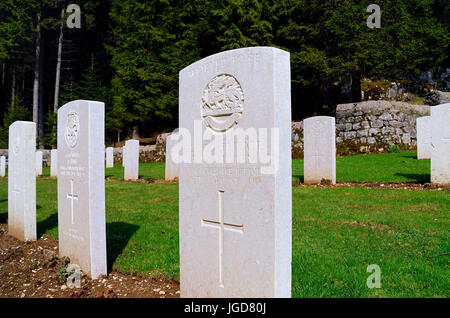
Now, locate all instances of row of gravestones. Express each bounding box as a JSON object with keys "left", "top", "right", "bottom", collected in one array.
[{"left": 3, "top": 47, "right": 450, "bottom": 298}]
